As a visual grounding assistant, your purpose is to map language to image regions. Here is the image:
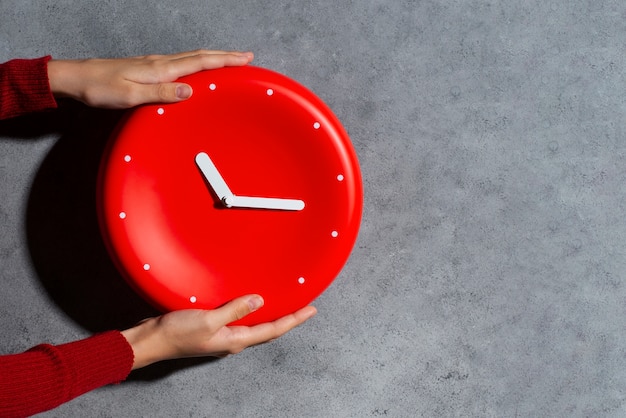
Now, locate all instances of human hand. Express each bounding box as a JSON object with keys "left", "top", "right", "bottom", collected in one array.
[
  {"left": 120, "top": 295, "right": 317, "bottom": 370},
  {"left": 47, "top": 50, "right": 254, "bottom": 109}
]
